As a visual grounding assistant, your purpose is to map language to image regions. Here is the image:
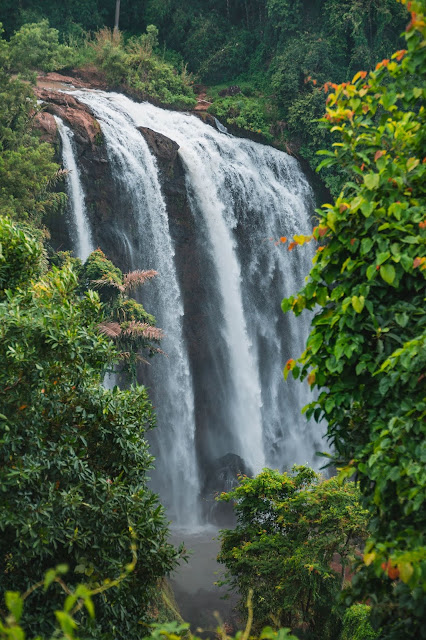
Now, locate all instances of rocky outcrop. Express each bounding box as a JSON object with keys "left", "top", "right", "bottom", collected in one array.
[
  {"left": 37, "top": 68, "right": 108, "bottom": 90},
  {"left": 34, "top": 86, "right": 119, "bottom": 257},
  {"left": 137, "top": 127, "right": 180, "bottom": 174},
  {"left": 34, "top": 111, "right": 58, "bottom": 144},
  {"left": 35, "top": 88, "right": 101, "bottom": 149},
  {"left": 200, "top": 453, "right": 249, "bottom": 525},
  {"left": 218, "top": 85, "right": 241, "bottom": 97}
]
